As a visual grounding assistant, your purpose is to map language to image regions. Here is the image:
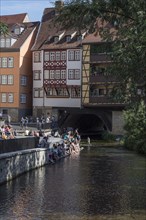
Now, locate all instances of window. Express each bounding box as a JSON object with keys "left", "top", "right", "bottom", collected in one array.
[
  {"left": 34, "top": 70, "right": 41, "bottom": 80},
  {"left": 8, "top": 93, "right": 14, "bottom": 103},
  {"left": 54, "top": 36, "right": 59, "bottom": 43},
  {"left": 6, "top": 38, "right": 11, "bottom": 47},
  {"left": 50, "top": 52, "right": 55, "bottom": 61},
  {"left": 75, "top": 50, "right": 80, "bottom": 61},
  {"left": 34, "top": 52, "right": 41, "bottom": 62},
  {"left": 68, "top": 69, "right": 74, "bottom": 79},
  {"left": 56, "top": 52, "right": 60, "bottom": 61},
  {"left": 14, "top": 27, "right": 20, "bottom": 35},
  {"left": 8, "top": 57, "right": 14, "bottom": 67},
  {"left": 0, "top": 38, "right": 5, "bottom": 47},
  {"left": 1, "top": 93, "right": 7, "bottom": 102},
  {"left": 71, "top": 87, "right": 81, "bottom": 98},
  {"left": 68, "top": 50, "right": 74, "bottom": 61},
  {"left": 20, "top": 94, "right": 26, "bottom": 103},
  {"left": 21, "top": 76, "right": 27, "bottom": 86},
  {"left": 34, "top": 88, "right": 43, "bottom": 98},
  {"left": 68, "top": 69, "right": 80, "bottom": 80},
  {"left": 56, "top": 88, "right": 68, "bottom": 96},
  {"left": 0, "top": 38, "right": 11, "bottom": 47},
  {"left": 61, "top": 51, "right": 66, "bottom": 60},
  {"left": 61, "top": 70, "right": 66, "bottom": 79},
  {"left": 0, "top": 57, "right": 13, "bottom": 68},
  {"left": 74, "top": 69, "right": 80, "bottom": 79},
  {"left": 44, "top": 52, "right": 49, "bottom": 61},
  {"left": 77, "top": 35, "right": 82, "bottom": 41},
  {"left": 8, "top": 75, "right": 13, "bottom": 84},
  {"left": 1, "top": 75, "right": 7, "bottom": 84},
  {"left": 50, "top": 70, "right": 55, "bottom": 79},
  {"left": 66, "top": 36, "right": 71, "bottom": 42},
  {"left": 44, "top": 70, "right": 49, "bottom": 79},
  {"left": 55, "top": 70, "right": 60, "bottom": 79},
  {"left": 2, "top": 58, "right": 7, "bottom": 67}
]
